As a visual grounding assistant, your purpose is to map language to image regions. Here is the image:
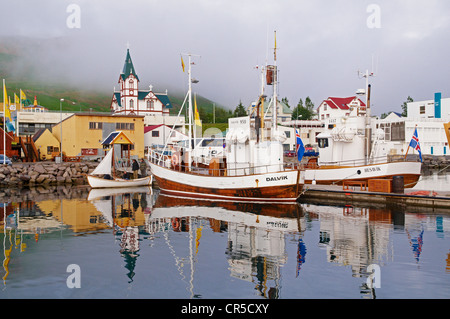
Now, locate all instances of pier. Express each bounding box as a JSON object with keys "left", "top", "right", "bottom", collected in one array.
[{"left": 300, "top": 183, "right": 450, "bottom": 212}]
